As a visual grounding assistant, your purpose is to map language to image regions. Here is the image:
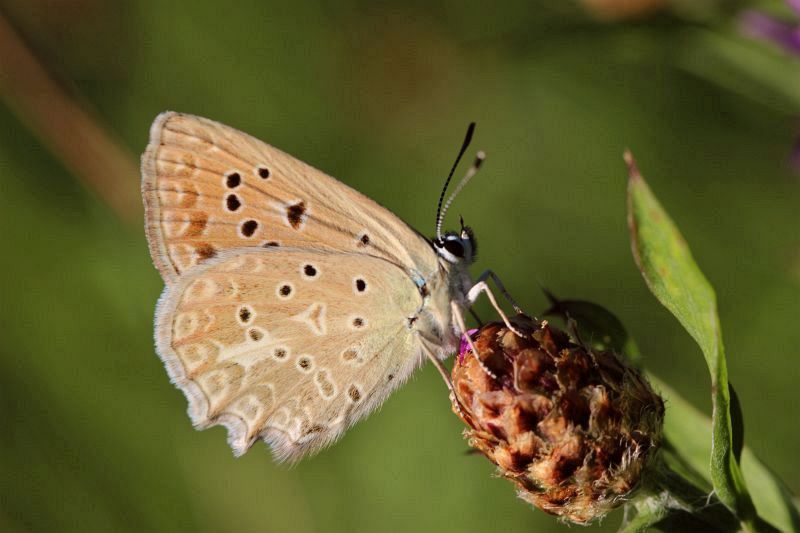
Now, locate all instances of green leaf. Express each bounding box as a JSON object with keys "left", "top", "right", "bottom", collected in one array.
[
  {"left": 649, "top": 376, "right": 800, "bottom": 532},
  {"left": 730, "top": 383, "right": 744, "bottom": 464},
  {"left": 625, "top": 152, "right": 757, "bottom": 525}
]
